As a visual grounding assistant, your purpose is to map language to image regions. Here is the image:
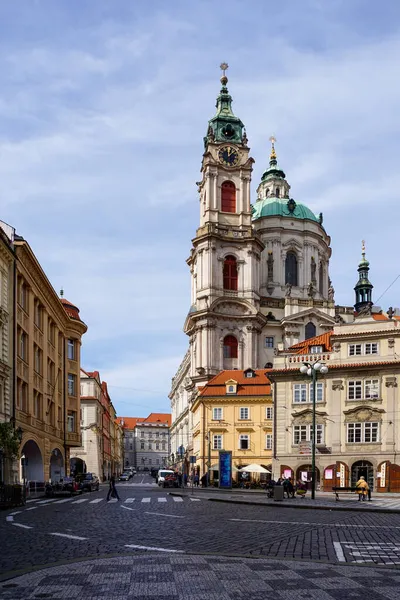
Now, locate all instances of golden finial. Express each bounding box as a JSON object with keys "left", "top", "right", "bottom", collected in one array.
[
  {"left": 269, "top": 135, "right": 277, "bottom": 160},
  {"left": 220, "top": 62, "right": 229, "bottom": 86},
  {"left": 361, "top": 239, "right": 366, "bottom": 256}
]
